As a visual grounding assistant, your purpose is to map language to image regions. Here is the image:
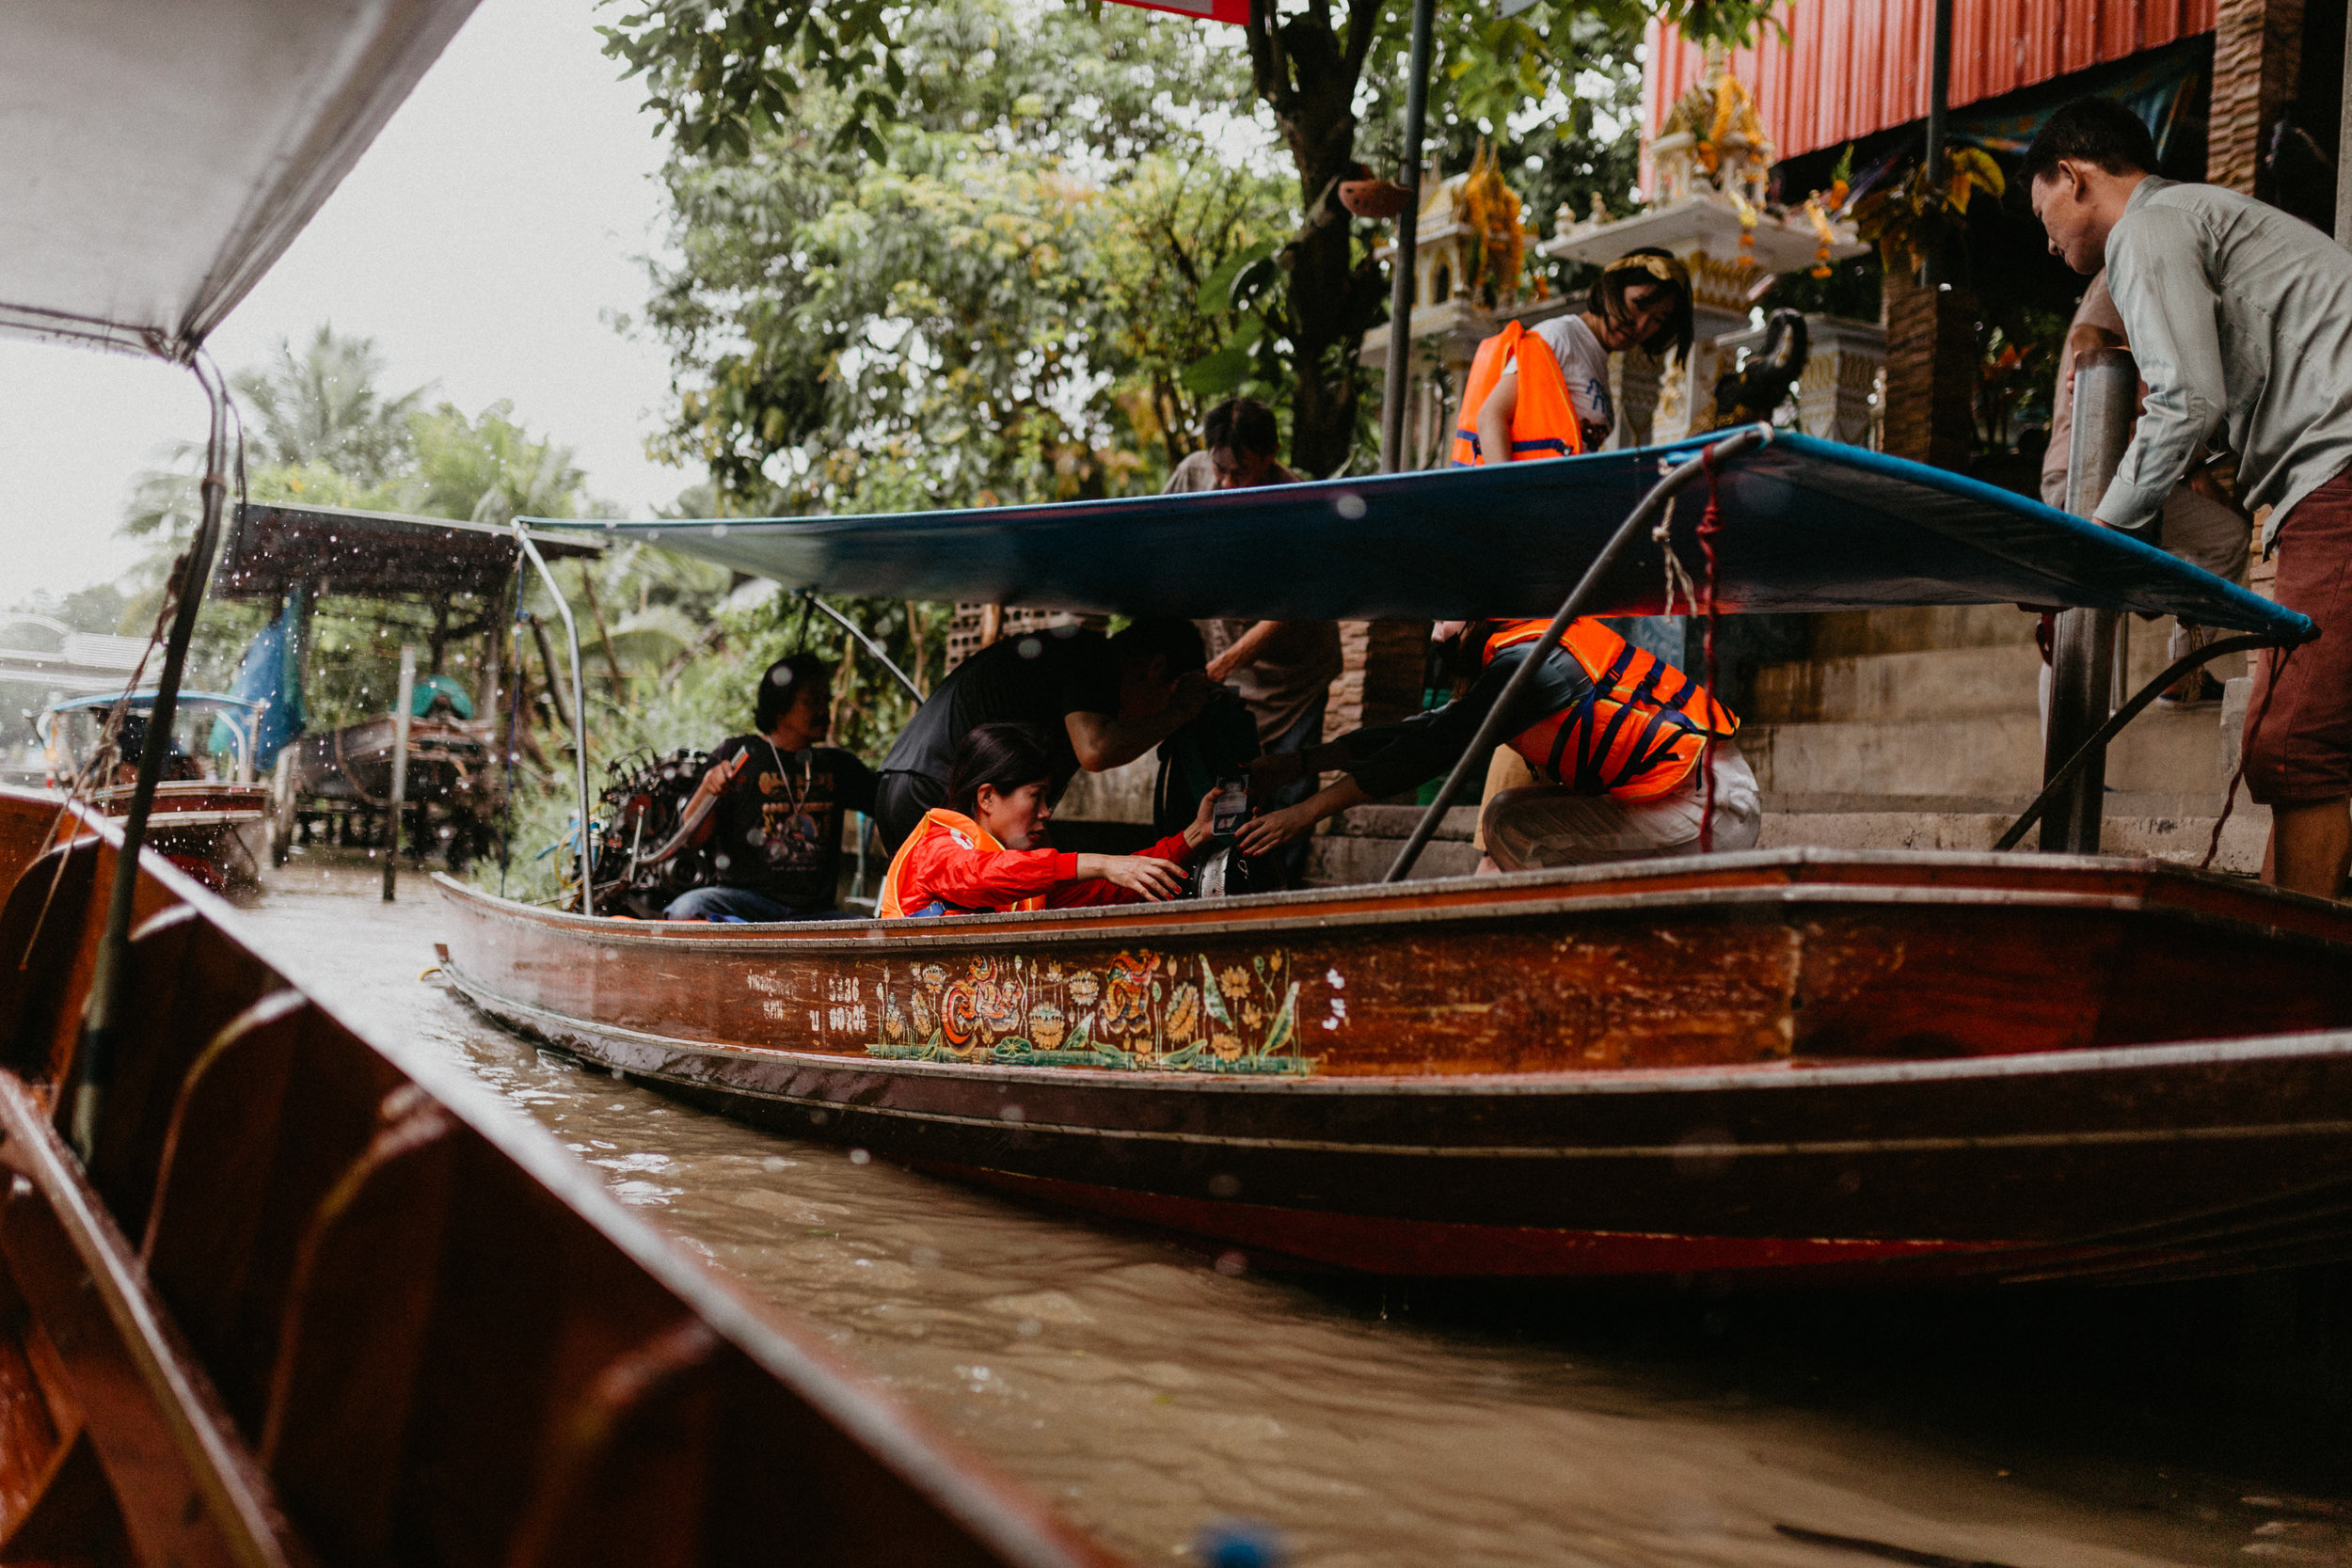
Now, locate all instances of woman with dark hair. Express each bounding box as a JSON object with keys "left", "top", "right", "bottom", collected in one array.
[
  {"left": 877, "top": 722, "right": 1216, "bottom": 917},
  {"left": 1455, "top": 245, "right": 1693, "bottom": 463}
]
